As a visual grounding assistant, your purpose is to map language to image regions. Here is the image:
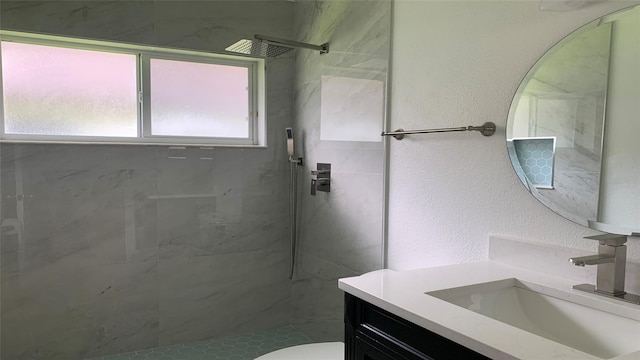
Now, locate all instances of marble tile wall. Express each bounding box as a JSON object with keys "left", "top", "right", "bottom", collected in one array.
[
  {"left": 0, "top": 1, "right": 294, "bottom": 359},
  {"left": 0, "top": 0, "right": 391, "bottom": 356},
  {"left": 291, "top": 0, "right": 390, "bottom": 342}
]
